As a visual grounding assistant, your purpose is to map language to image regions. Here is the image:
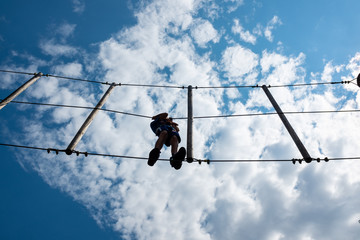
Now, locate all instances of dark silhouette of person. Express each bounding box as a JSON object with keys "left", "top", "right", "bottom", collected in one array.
[{"left": 148, "top": 112, "right": 186, "bottom": 170}]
